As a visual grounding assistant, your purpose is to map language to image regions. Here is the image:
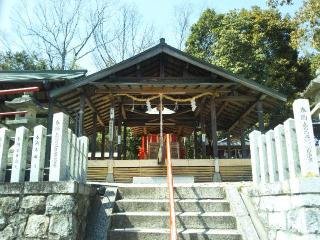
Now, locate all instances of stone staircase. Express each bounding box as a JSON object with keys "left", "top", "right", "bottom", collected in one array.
[{"left": 107, "top": 185, "right": 245, "bottom": 240}]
